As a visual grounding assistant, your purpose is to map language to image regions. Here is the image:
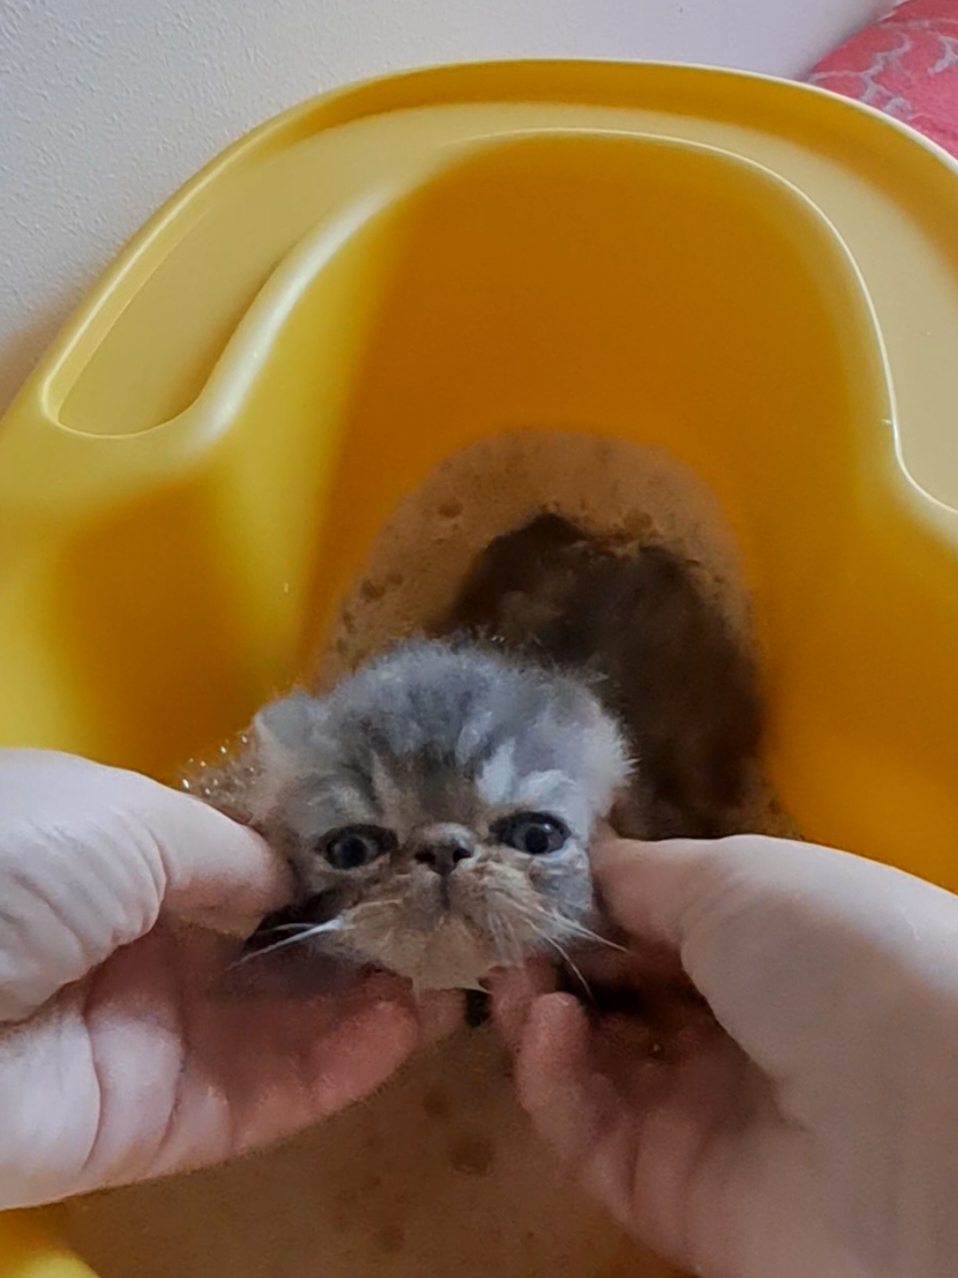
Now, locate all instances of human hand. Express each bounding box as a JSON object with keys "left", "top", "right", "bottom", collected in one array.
[
  {"left": 0, "top": 750, "right": 456, "bottom": 1210},
  {"left": 494, "top": 834, "right": 958, "bottom": 1278}
]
